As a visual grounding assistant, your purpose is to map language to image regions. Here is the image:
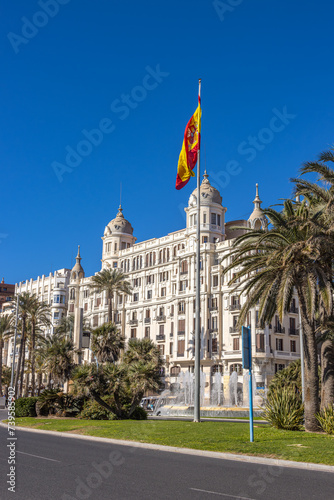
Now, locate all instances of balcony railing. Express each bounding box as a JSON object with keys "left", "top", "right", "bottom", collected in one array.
[
  {"left": 229, "top": 326, "right": 239, "bottom": 333},
  {"left": 180, "top": 271, "right": 188, "bottom": 275},
  {"left": 229, "top": 304, "right": 241, "bottom": 311},
  {"left": 210, "top": 306, "right": 218, "bottom": 311},
  {"left": 289, "top": 306, "right": 299, "bottom": 314},
  {"left": 144, "top": 317, "right": 151, "bottom": 324},
  {"left": 156, "top": 315, "right": 166, "bottom": 322},
  {"left": 178, "top": 330, "right": 185, "bottom": 335},
  {"left": 129, "top": 319, "right": 138, "bottom": 326},
  {"left": 289, "top": 328, "right": 299, "bottom": 336},
  {"left": 256, "top": 347, "right": 265, "bottom": 353},
  {"left": 274, "top": 326, "right": 285, "bottom": 334},
  {"left": 156, "top": 334, "right": 165, "bottom": 341}
]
